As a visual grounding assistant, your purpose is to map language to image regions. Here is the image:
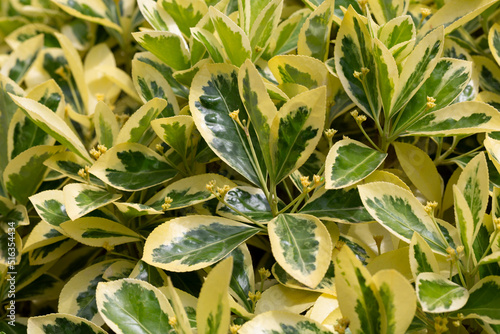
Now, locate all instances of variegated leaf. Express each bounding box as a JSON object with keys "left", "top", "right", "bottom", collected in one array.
[
  {"left": 416, "top": 272, "right": 469, "bottom": 313},
  {"left": 372, "top": 37, "right": 398, "bottom": 116},
  {"left": 8, "top": 79, "right": 64, "bottom": 160},
  {"left": 458, "top": 269, "right": 500, "bottom": 323},
  {"left": 254, "top": 284, "right": 320, "bottom": 314},
  {"left": 133, "top": 31, "right": 190, "bottom": 71},
  {"left": 29, "top": 190, "right": 69, "bottom": 231},
  {"left": 52, "top": 0, "right": 121, "bottom": 32},
  {"left": 146, "top": 173, "right": 236, "bottom": 211},
  {"left": 97, "top": 278, "right": 173, "bottom": 334},
  {"left": 409, "top": 233, "right": 440, "bottom": 281},
  {"left": 0, "top": 196, "right": 29, "bottom": 229},
  {"left": 372, "top": 269, "right": 416, "bottom": 334},
  {"left": 89, "top": 143, "right": 177, "bottom": 191},
  {"left": 191, "top": 27, "right": 226, "bottom": 63},
  {"left": 190, "top": 64, "right": 263, "bottom": 185},
  {"left": 368, "top": 0, "right": 409, "bottom": 24},
  {"left": 59, "top": 260, "right": 117, "bottom": 324},
  {"left": 393, "top": 142, "right": 442, "bottom": 203},
  {"left": 132, "top": 60, "right": 180, "bottom": 119},
  {"left": 300, "top": 187, "right": 373, "bottom": 223},
  {"left": 216, "top": 186, "right": 272, "bottom": 224},
  {"left": 137, "top": 0, "right": 169, "bottom": 31},
  {"left": 227, "top": 245, "right": 254, "bottom": 312},
  {"left": 239, "top": 60, "right": 277, "bottom": 173},
  {"left": 335, "top": 245, "right": 384, "bottom": 334},
  {"left": 93, "top": 101, "right": 119, "bottom": 149},
  {"left": 325, "top": 139, "right": 387, "bottom": 189},
  {"left": 160, "top": 0, "right": 207, "bottom": 38},
  {"left": 270, "top": 87, "right": 326, "bottom": 184},
  {"left": 249, "top": 0, "right": 282, "bottom": 61},
  {"left": 297, "top": 0, "right": 334, "bottom": 61},
  {"left": 377, "top": 15, "right": 415, "bottom": 50},
  {"left": 390, "top": 26, "right": 444, "bottom": 115},
  {"left": 239, "top": 311, "right": 332, "bottom": 334},
  {"left": 268, "top": 55, "right": 329, "bottom": 89},
  {"left": 419, "top": 0, "right": 498, "bottom": 37},
  {"left": 268, "top": 213, "right": 332, "bottom": 288},
  {"left": 44, "top": 151, "right": 104, "bottom": 186},
  {"left": 134, "top": 51, "right": 189, "bottom": 99},
  {"left": 454, "top": 185, "right": 475, "bottom": 258},
  {"left": 63, "top": 184, "right": 121, "bottom": 220},
  {"left": 60, "top": 217, "right": 142, "bottom": 248},
  {"left": 334, "top": 6, "right": 380, "bottom": 119},
  {"left": 28, "top": 314, "right": 108, "bottom": 334},
  {"left": 151, "top": 115, "right": 194, "bottom": 157},
  {"left": 210, "top": 7, "right": 251, "bottom": 67},
  {"left": 116, "top": 98, "right": 168, "bottom": 145},
  {"left": 9, "top": 94, "right": 92, "bottom": 162},
  {"left": 0, "top": 34, "right": 43, "bottom": 83},
  {"left": 406, "top": 101, "right": 500, "bottom": 136},
  {"left": 489, "top": 23, "right": 500, "bottom": 67},
  {"left": 3, "top": 145, "right": 64, "bottom": 205},
  {"left": 113, "top": 202, "right": 162, "bottom": 219},
  {"left": 265, "top": 9, "right": 309, "bottom": 57},
  {"left": 0, "top": 74, "right": 24, "bottom": 196},
  {"left": 22, "top": 220, "right": 66, "bottom": 253},
  {"left": 456, "top": 152, "right": 488, "bottom": 236},
  {"left": 5, "top": 23, "right": 58, "bottom": 49},
  {"left": 474, "top": 55, "right": 500, "bottom": 95},
  {"left": 272, "top": 261, "right": 336, "bottom": 295},
  {"left": 29, "top": 238, "right": 78, "bottom": 265},
  {"left": 55, "top": 32, "right": 89, "bottom": 112},
  {"left": 129, "top": 260, "right": 169, "bottom": 288},
  {"left": 393, "top": 58, "right": 472, "bottom": 133},
  {"left": 143, "top": 215, "right": 259, "bottom": 271},
  {"left": 196, "top": 257, "right": 232, "bottom": 334},
  {"left": 358, "top": 182, "right": 448, "bottom": 254}
]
